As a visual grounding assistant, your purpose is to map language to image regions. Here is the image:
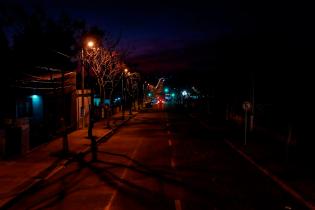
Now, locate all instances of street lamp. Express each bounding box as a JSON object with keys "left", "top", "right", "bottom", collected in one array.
[
  {"left": 82, "top": 39, "right": 98, "bottom": 161},
  {"left": 85, "top": 40, "right": 96, "bottom": 139},
  {"left": 142, "top": 81, "right": 147, "bottom": 108},
  {"left": 125, "top": 71, "right": 140, "bottom": 114},
  {"left": 80, "top": 39, "right": 95, "bottom": 129},
  {"left": 87, "top": 41, "right": 95, "bottom": 48},
  {"left": 80, "top": 48, "right": 85, "bottom": 129},
  {"left": 121, "top": 68, "right": 128, "bottom": 119}
]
